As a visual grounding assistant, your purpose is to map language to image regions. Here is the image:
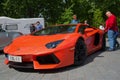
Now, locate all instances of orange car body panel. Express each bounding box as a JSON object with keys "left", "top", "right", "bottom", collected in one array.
[{"left": 4, "top": 23, "right": 105, "bottom": 69}]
